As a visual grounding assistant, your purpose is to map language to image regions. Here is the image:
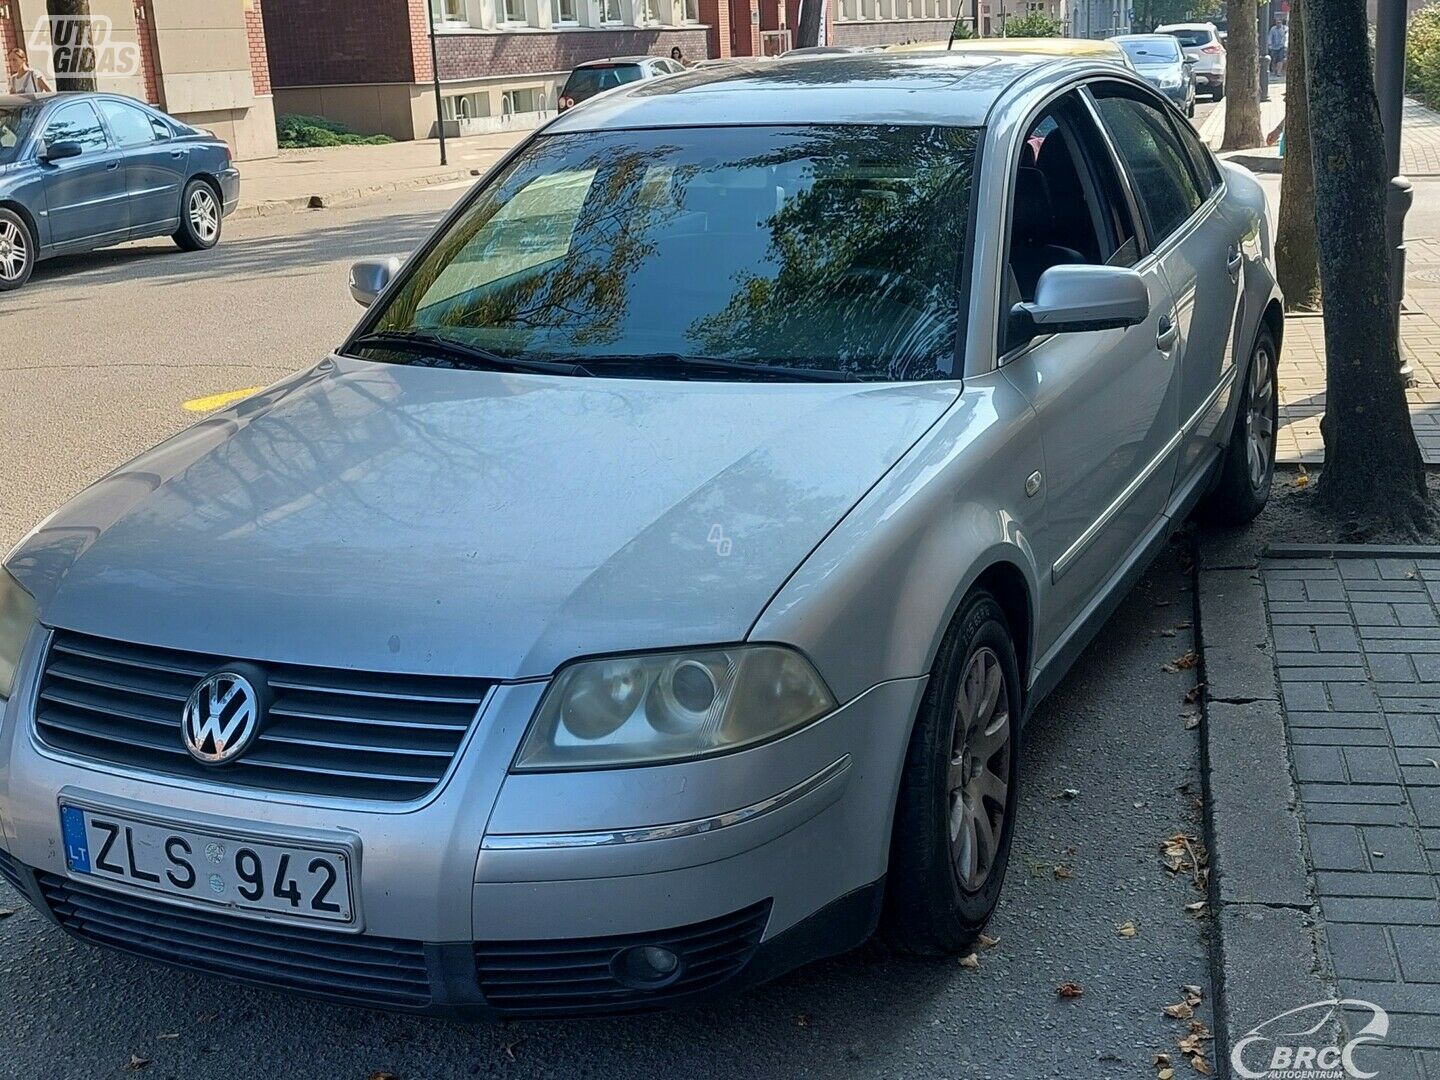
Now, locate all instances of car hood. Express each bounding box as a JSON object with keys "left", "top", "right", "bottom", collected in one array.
[{"left": 9, "top": 356, "right": 957, "bottom": 680}]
